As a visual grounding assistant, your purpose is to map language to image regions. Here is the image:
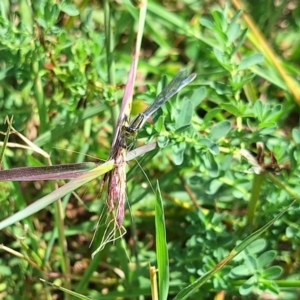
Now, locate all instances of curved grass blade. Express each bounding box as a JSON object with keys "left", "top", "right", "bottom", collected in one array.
[{"left": 0, "top": 161, "right": 114, "bottom": 231}]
